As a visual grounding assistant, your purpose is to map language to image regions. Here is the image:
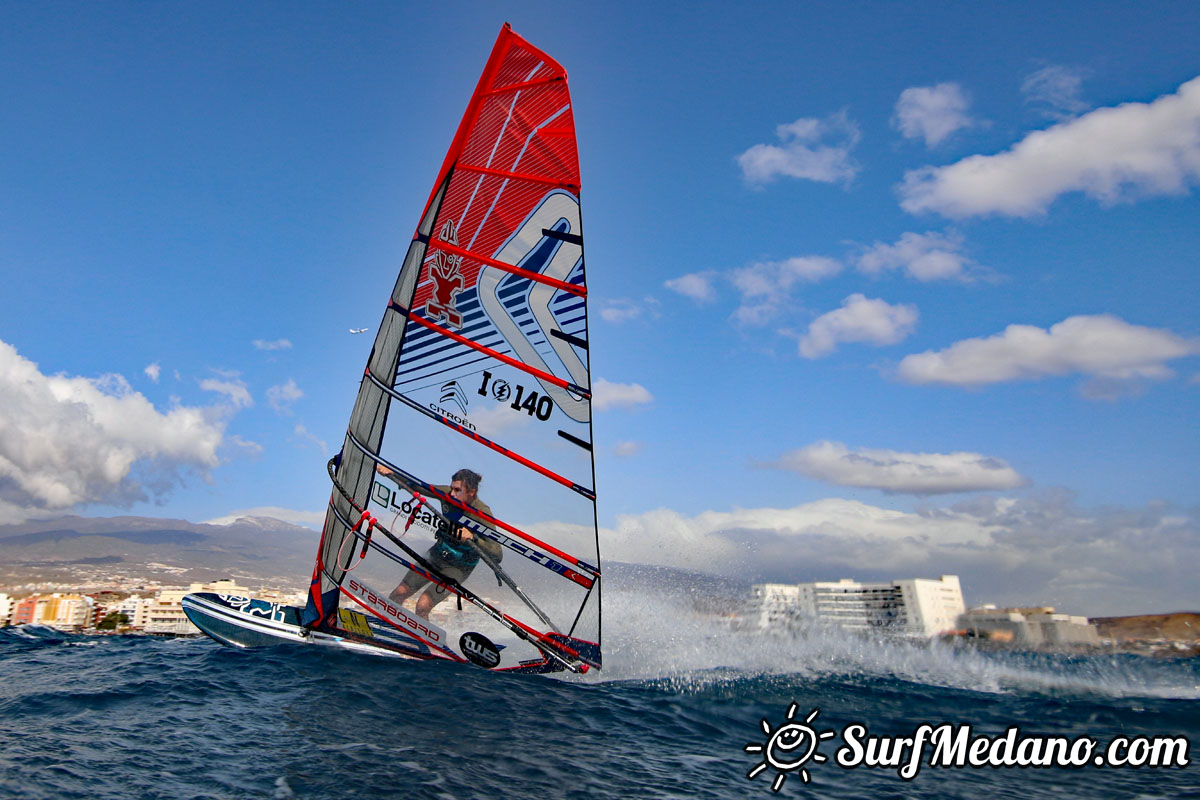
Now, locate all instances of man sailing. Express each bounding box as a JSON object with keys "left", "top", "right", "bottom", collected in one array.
[{"left": 377, "top": 465, "right": 503, "bottom": 619}]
